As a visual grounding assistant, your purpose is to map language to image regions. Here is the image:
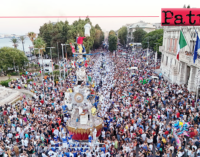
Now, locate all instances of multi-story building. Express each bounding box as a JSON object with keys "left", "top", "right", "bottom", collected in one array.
[
  {"left": 153, "top": 23, "right": 163, "bottom": 29},
  {"left": 127, "top": 21, "right": 156, "bottom": 43},
  {"left": 159, "top": 26, "right": 200, "bottom": 92}
]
